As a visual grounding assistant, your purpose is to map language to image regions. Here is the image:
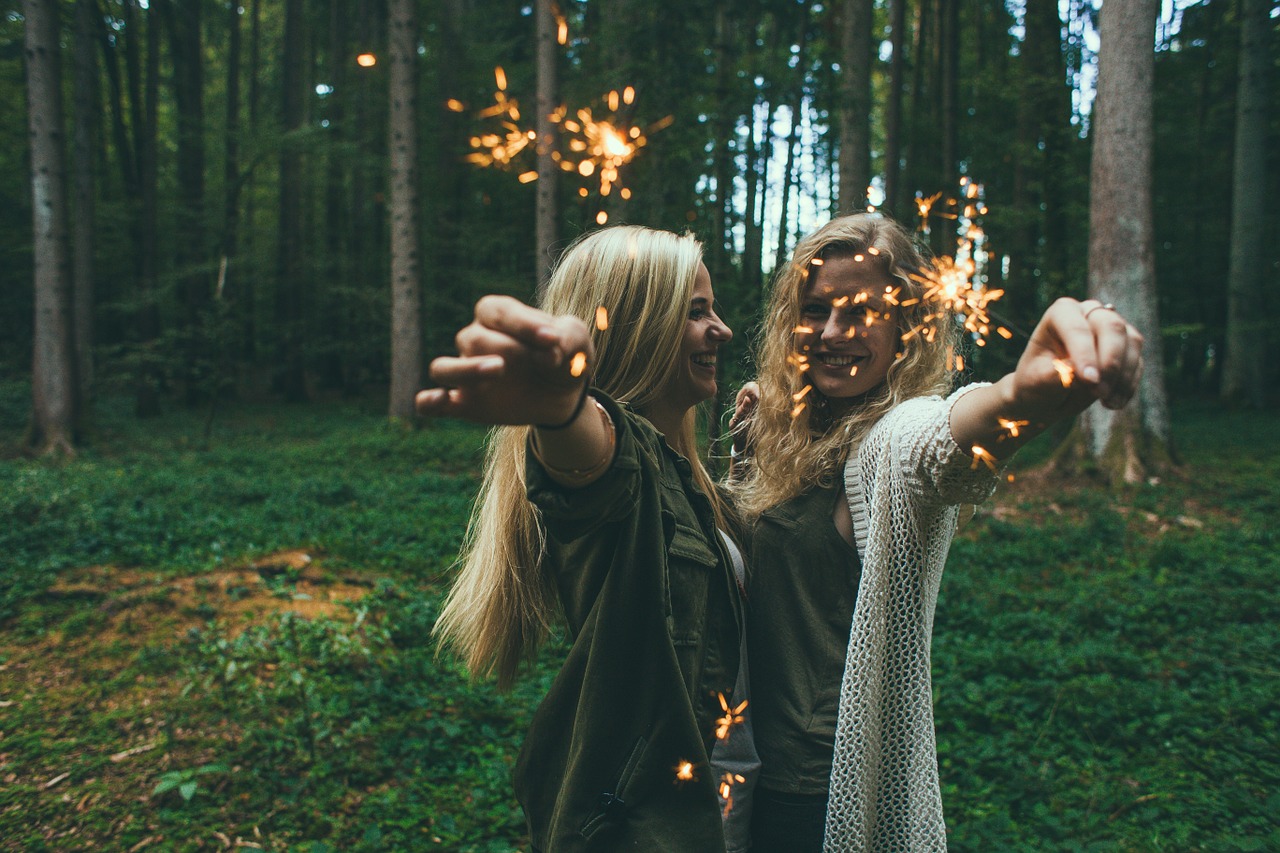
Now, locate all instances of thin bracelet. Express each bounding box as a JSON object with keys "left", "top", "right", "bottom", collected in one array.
[{"left": 536, "top": 378, "right": 592, "bottom": 430}]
